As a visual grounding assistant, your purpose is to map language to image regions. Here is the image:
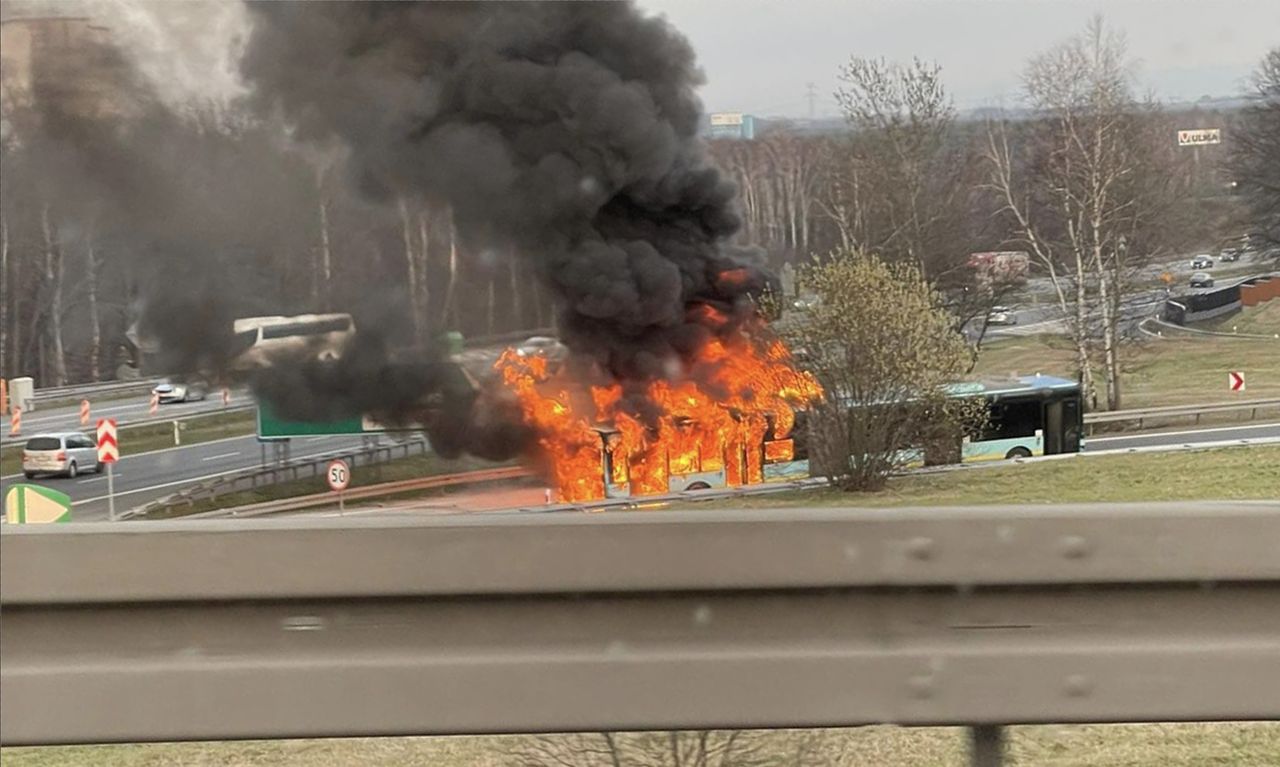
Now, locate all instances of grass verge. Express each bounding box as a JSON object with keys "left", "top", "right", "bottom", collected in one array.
[
  {"left": 973, "top": 333, "right": 1280, "bottom": 407},
  {"left": 144, "top": 451, "right": 515, "bottom": 518},
  {"left": 1208, "top": 299, "right": 1280, "bottom": 336},
  {"left": 4, "top": 722, "right": 1278, "bottom": 767},
  {"left": 0, "top": 410, "right": 256, "bottom": 477},
  {"left": 677, "top": 446, "right": 1279, "bottom": 509}
]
